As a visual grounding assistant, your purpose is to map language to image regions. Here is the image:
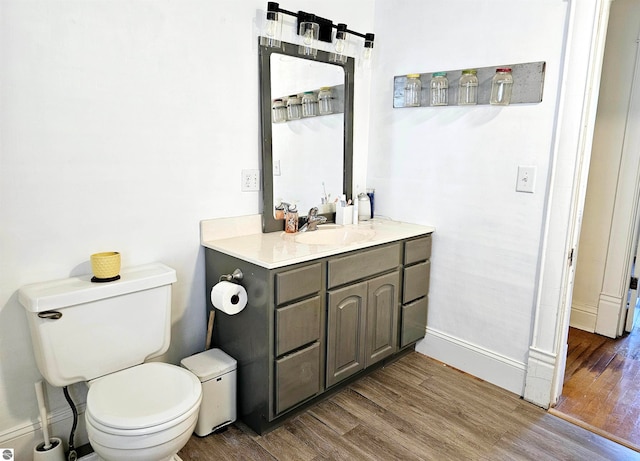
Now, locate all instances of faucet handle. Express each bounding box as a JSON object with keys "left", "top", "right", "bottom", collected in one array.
[{"left": 307, "top": 207, "right": 319, "bottom": 217}]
